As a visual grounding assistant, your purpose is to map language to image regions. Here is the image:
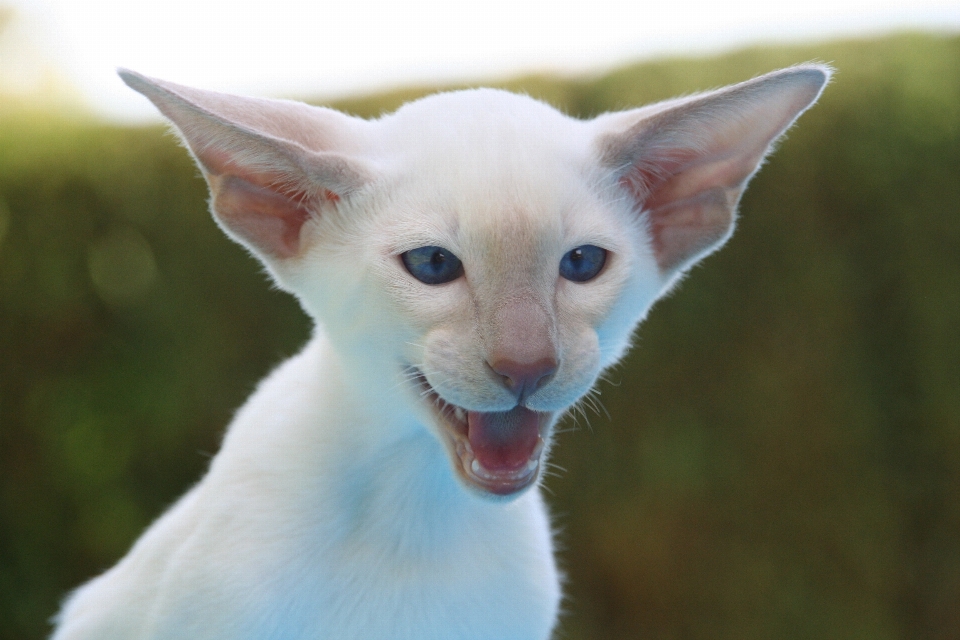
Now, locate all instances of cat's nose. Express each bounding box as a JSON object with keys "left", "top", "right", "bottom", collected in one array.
[{"left": 490, "top": 357, "right": 558, "bottom": 404}]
